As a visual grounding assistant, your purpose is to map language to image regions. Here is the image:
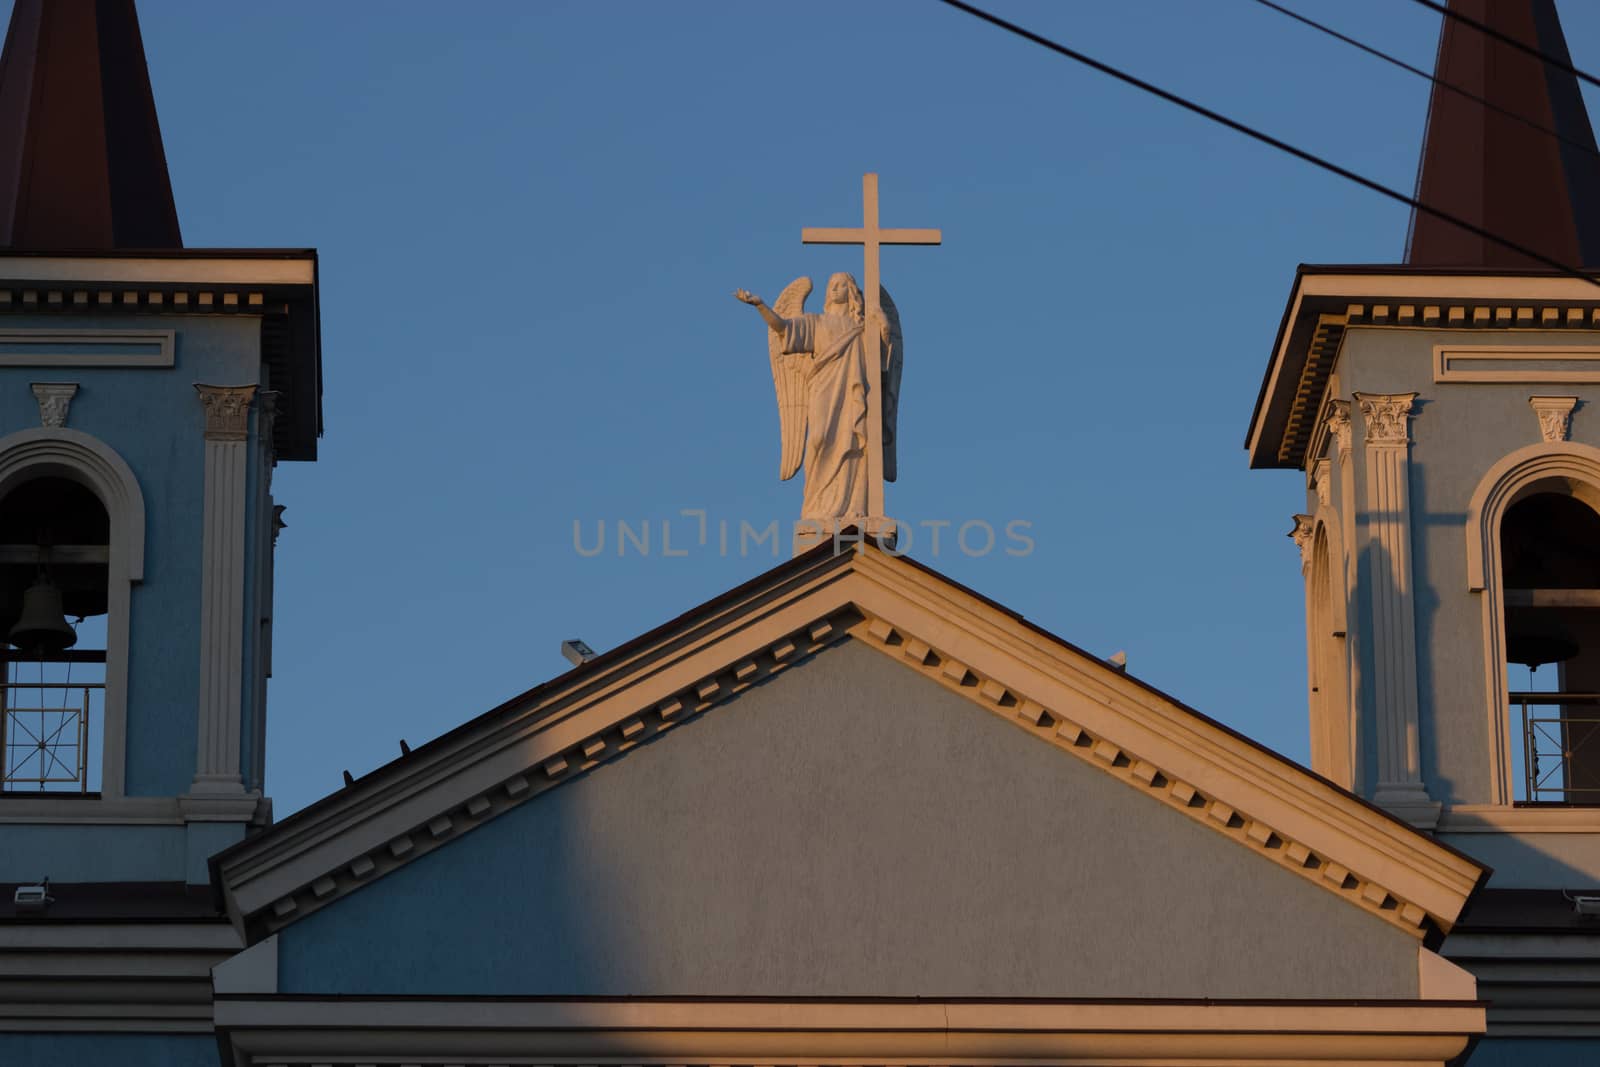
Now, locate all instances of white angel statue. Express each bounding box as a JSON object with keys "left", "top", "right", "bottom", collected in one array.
[{"left": 733, "top": 272, "right": 902, "bottom": 522}]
